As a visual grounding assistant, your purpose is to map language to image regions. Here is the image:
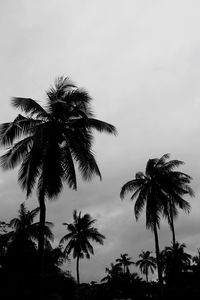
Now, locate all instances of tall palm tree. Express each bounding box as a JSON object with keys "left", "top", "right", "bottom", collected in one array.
[
  {"left": 116, "top": 253, "right": 135, "bottom": 274},
  {"left": 120, "top": 154, "right": 193, "bottom": 288},
  {"left": 156, "top": 155, "right": 194, "bottom": 251},
  {"left": 120, "top": 154, "right": 171, "bottom": 290},
  {"left": 136, "top": 250, "right": 156, "bottom": 283},
  {"left": 60, "top": 210, "right": 105, "bottom": 285},
  {"left": 0, "top": 77, "right": 117, "bottom": 273}
]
